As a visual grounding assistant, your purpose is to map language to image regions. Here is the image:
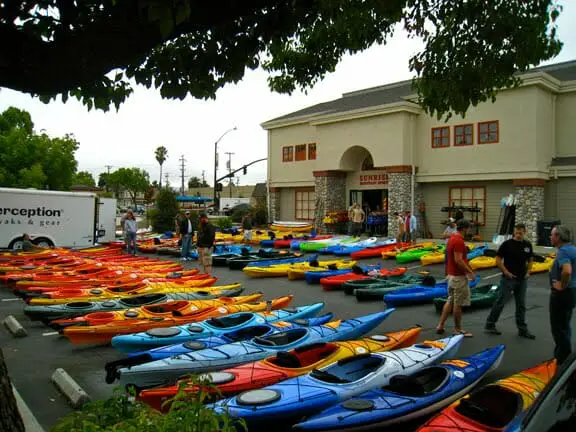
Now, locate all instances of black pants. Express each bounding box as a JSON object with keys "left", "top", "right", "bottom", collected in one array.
[
  {"left": 549, "top": 289, "right": 575, "bottom": 365},
  {"left": 486, "top": 277, "right": 528, "bottom": 333}
]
